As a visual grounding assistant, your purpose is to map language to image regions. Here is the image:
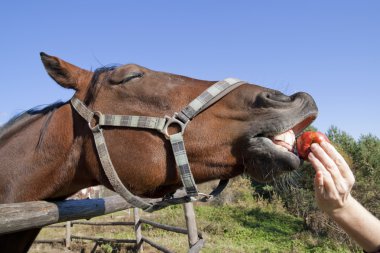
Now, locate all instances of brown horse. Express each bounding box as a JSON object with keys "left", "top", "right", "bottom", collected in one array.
[{"left": 0, "top": 53, "right": 318, "bottom": 252}]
